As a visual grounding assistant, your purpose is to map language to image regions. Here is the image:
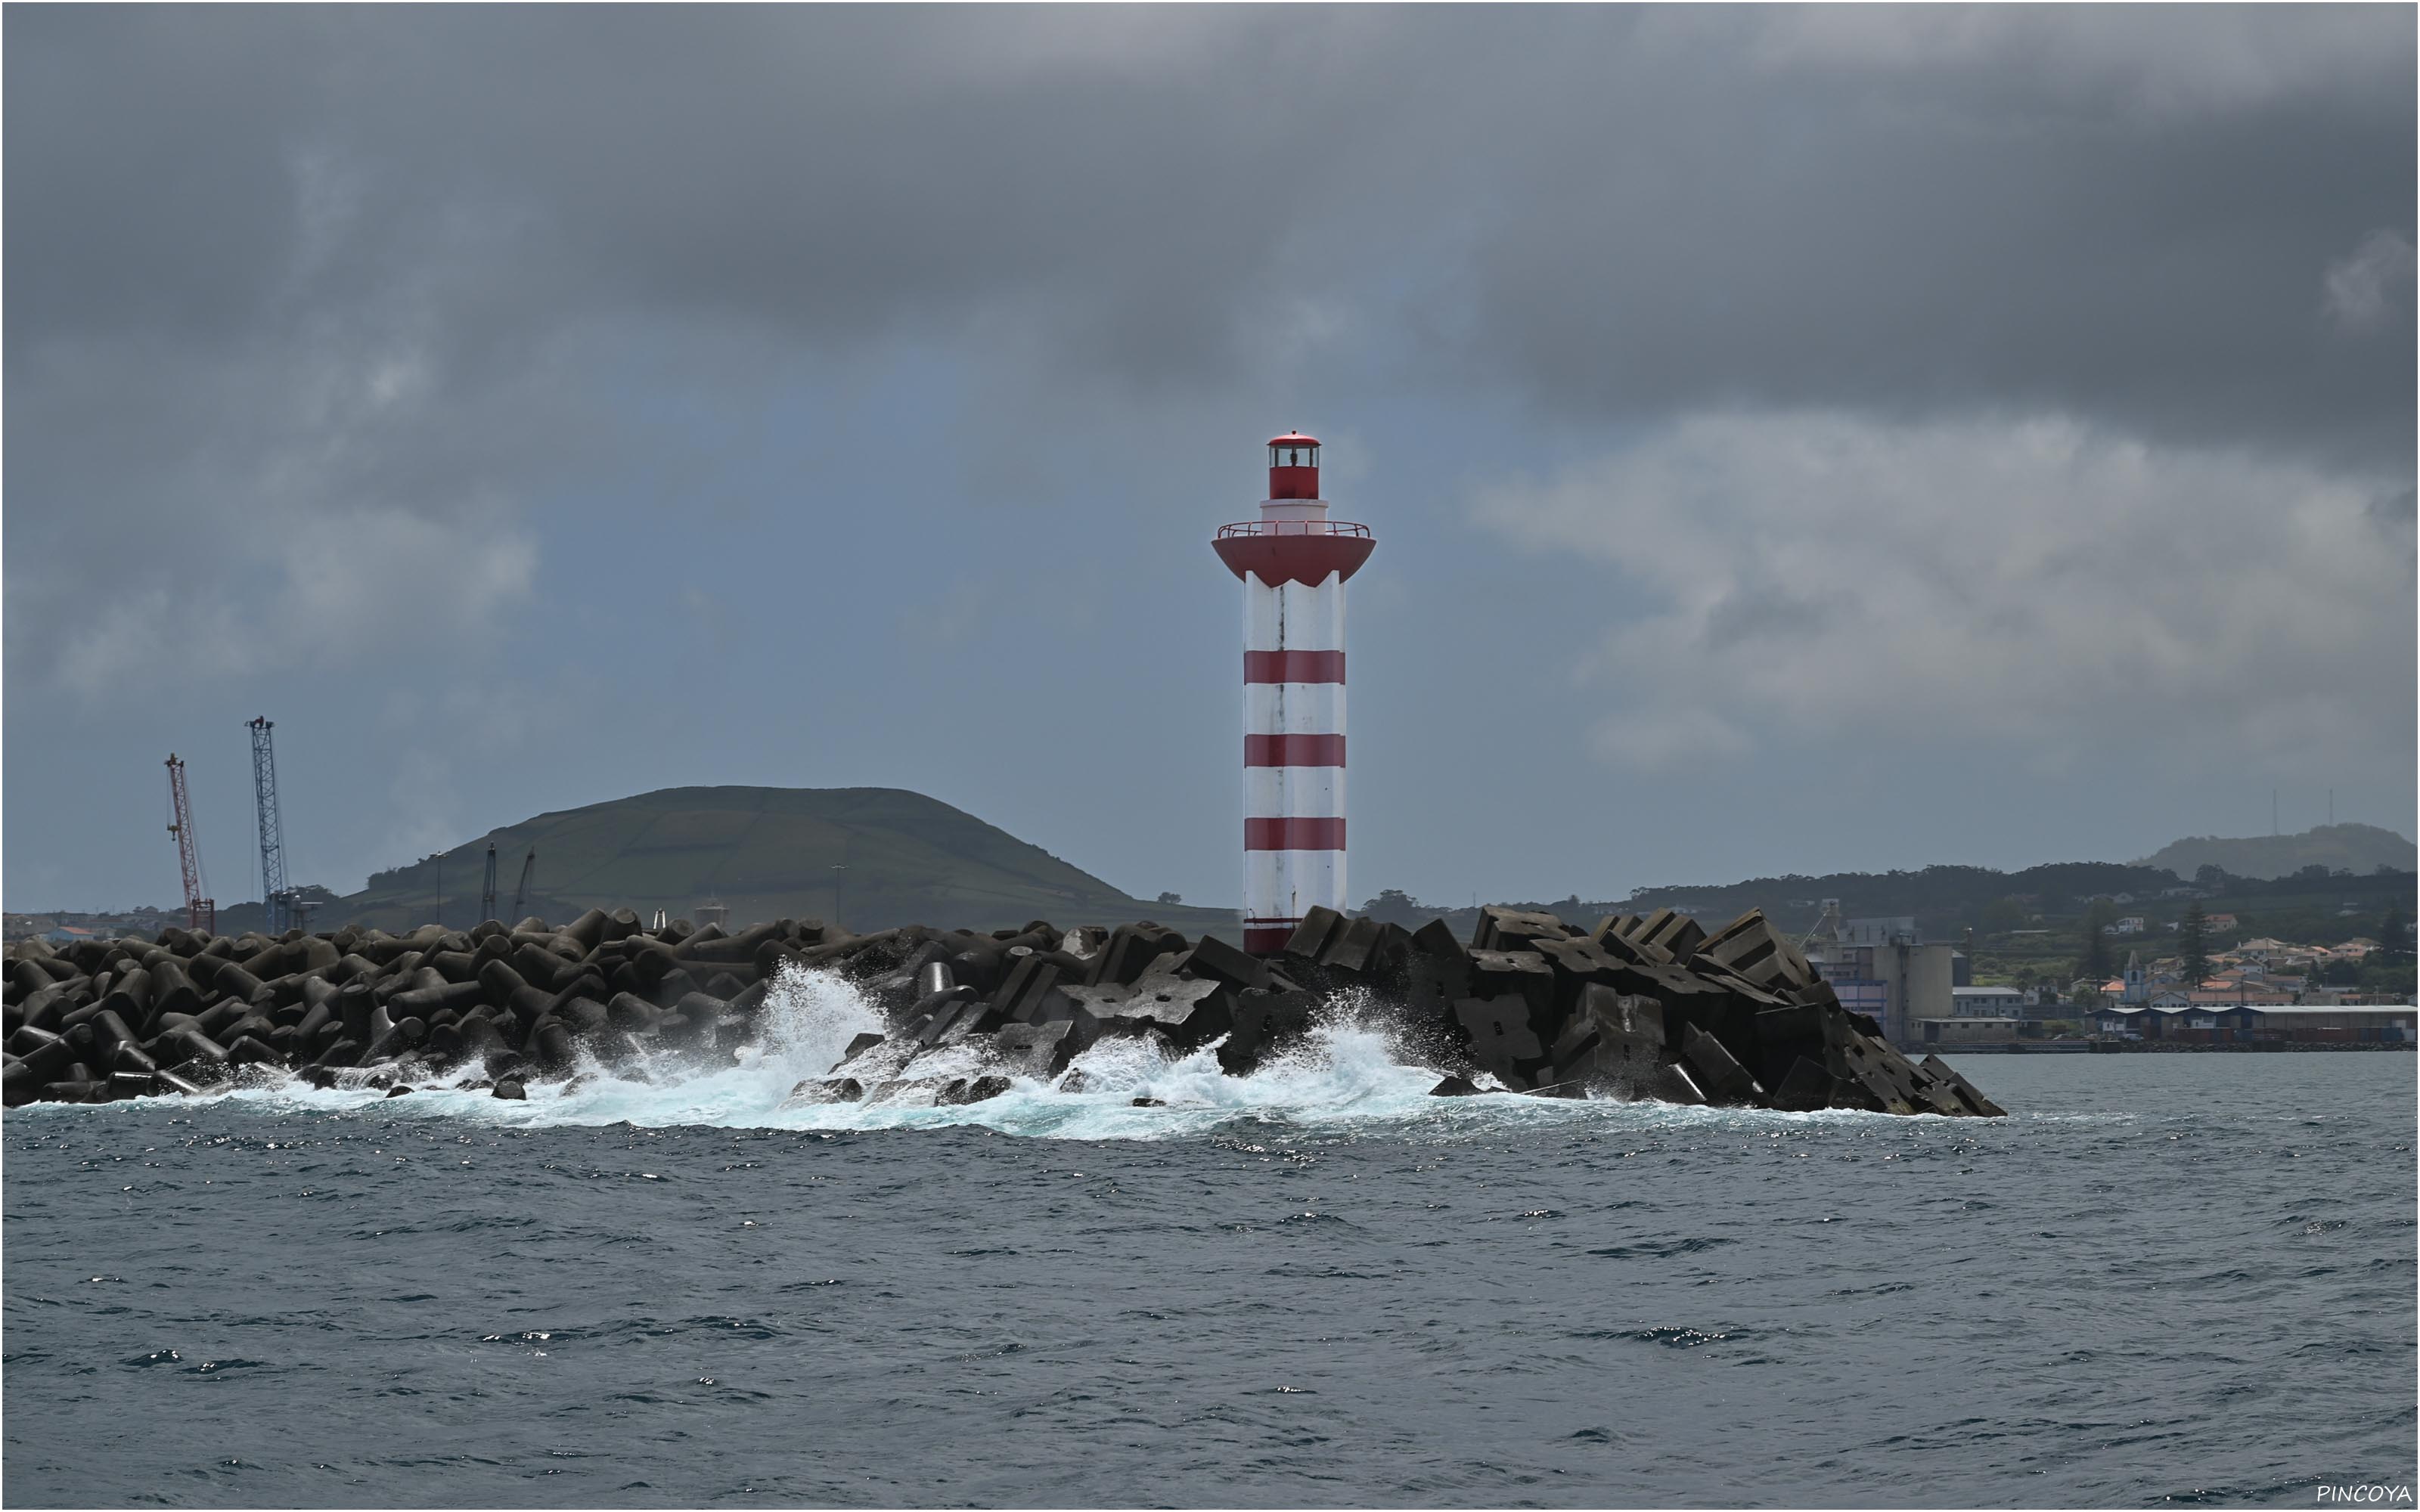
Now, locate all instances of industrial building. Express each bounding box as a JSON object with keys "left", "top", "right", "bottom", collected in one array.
[
  {"left": 2093, "top": 1002, "right": 2415, "bottom": 1044},
  {"left": 1801, "top": 903, "right": 1956, "bottom": 1045}
]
